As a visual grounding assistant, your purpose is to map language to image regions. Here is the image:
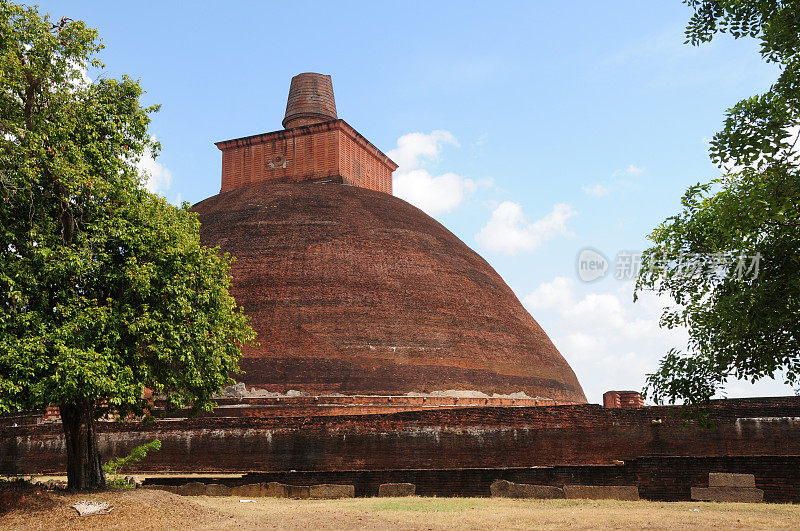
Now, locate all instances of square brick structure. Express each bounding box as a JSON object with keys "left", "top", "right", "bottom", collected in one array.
[{"left": 216, "top": 73, "right": 396, "bottom": 194}]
